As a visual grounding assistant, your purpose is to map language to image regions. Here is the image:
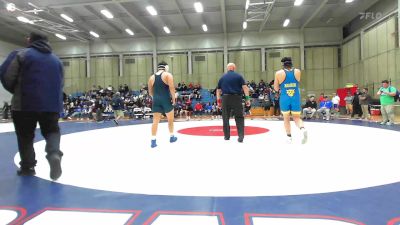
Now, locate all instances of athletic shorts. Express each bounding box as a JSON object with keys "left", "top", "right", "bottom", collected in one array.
[
  {"left": 279, "top": 96, "right": 301, "bottom": 114},
  {"left": 152, "top": 100, "right": 173, "bottom": 114}
]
